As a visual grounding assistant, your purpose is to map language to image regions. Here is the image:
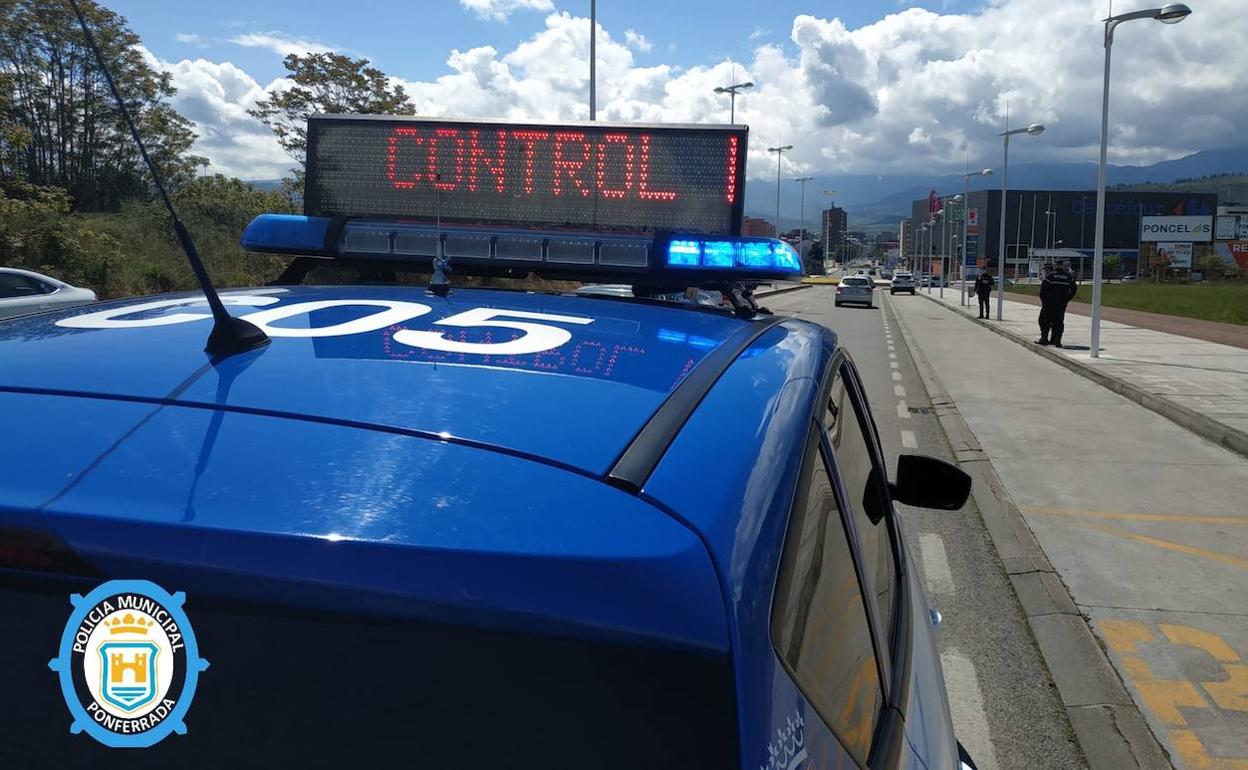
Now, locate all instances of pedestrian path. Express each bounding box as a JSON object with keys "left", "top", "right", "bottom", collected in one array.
[
  {"left": 920, "top": 287, "right": 1248, "bottom": 457},
  {"left": 890, "top": 292, "right": 1248, "bottom": 770}
]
